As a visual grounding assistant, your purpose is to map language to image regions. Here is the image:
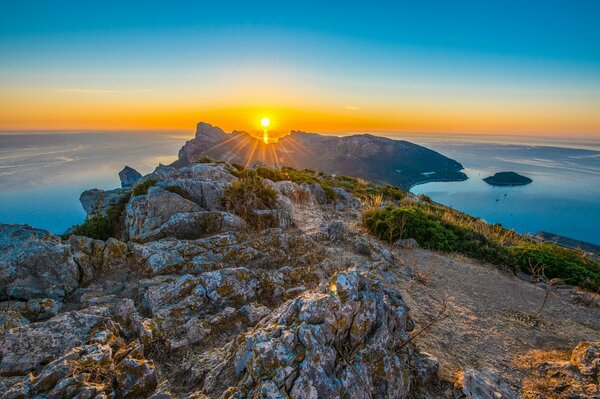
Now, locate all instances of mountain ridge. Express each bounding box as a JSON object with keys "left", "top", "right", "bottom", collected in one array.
[{"left": 175, "top": 122, "right": 468, "bottom": 189}]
